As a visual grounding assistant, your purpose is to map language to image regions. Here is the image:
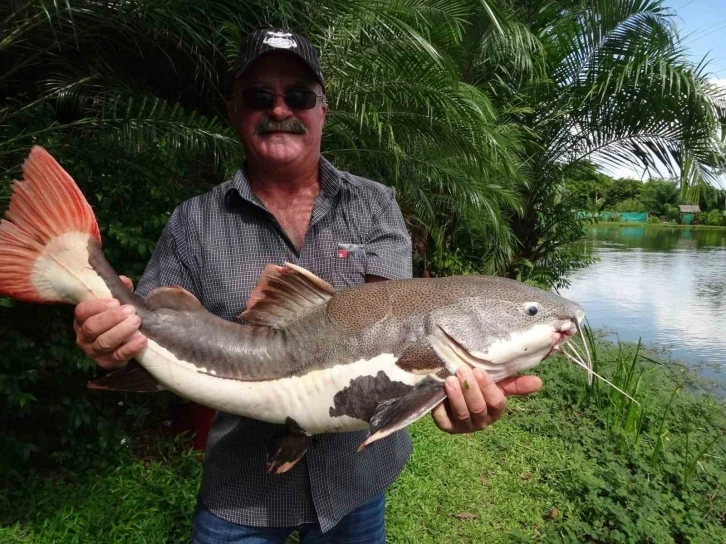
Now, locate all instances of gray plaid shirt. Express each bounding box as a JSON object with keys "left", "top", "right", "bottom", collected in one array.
[{"left": 136, "top": 157, "right": 413, "bottom": 532}]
